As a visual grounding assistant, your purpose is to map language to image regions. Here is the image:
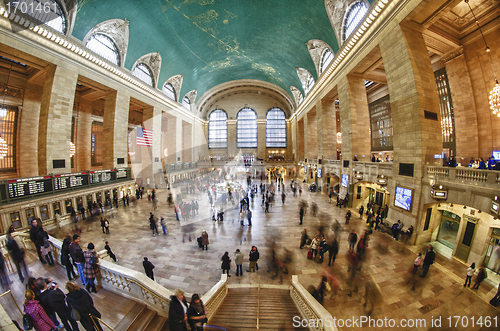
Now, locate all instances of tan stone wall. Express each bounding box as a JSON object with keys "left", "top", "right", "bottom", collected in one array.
[
  {"left": 306, "top": 109, "right": 318, "bottom": 159},
  {"left": 320, "top": 99, "right": 337, "bottom": 160},
  {"left": 19, "top": 83, "right": 42, "bottom": 177},
  {"left": 182, "top": 120, "right": 193, "bottom": 162},
  {"left": 38, "top": 65, "right": 78, "bottom": 175},
  {"left": 75, "top": 98, "right": 92, "bottom": 171},
  {"left": 297, "top": 118, "right": 305, "bottom": 160},
  {"left": 445, "top": 53, "right": 479, "bottom": 160},
  {"left": 164, "top": 114, "right": 177, "bottom": 164},
  {"left": 103, "top": 89, "right": 130, "bottom": 169},
  {"left": 257, "top": 121, "right": 266, "bottom": 159}
]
